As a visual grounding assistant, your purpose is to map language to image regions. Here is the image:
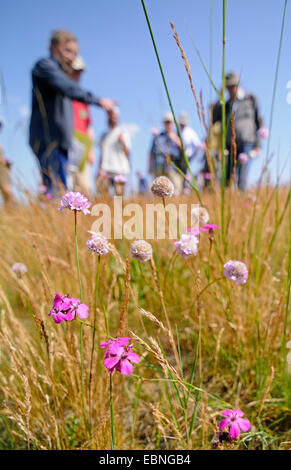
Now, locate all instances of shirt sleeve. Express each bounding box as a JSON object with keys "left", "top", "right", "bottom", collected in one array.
[{"left": 33, "top": 58, "right": 100, "bottom": 106}]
